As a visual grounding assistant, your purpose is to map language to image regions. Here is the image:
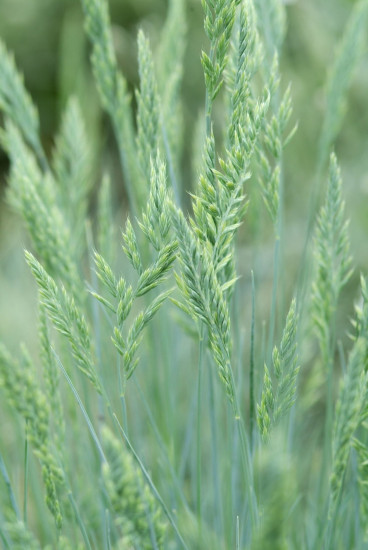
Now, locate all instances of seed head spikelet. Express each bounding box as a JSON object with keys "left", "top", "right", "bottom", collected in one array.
[
  {"left": 138, "top": 155, "right": 172, "bottom": 251},
  {"left": 328, "top": 338, "right": 366, "bottom": 522},
  {"left": 353, "top": 436, "right": 368, "bottom": 540},
  {"left": 39, "top": 305, "right": 65, "bottom": 454},
  {"left": 0, "top": 345, "right": 64, "bottom": 527},
  {"left": 311, "top": 153, "right": 353, "bottom": 361},
  {"left": 202, "top": 0, "right": 237, "bottom": 105},
  {"left": 352, "top": 275, "right": 368, "bottom": 372},
  {"left": 319, "top": 1, "right": 368, "bottom": 170},
  {"left": 136, "top": 31, "right": 160, "bottom": 190},
  {"left": 253, "top": 0, "right": 286, "bottom": 55},
  {"left": 349, "top": 277, "right": 368, "bottom": 537},
  {"left": 92, "top": 158, "right": 176, "bottom": 386},
  {"left": 170, "top": 203, "right": 235, "bottom": 403},
  {"left": 4, "top": 123, "right": 81, "bottom": 296},
  {"left": 3, "top": 516, "right": 41, "bottom": 550},
  {"left": 122, "top": 218, "right": 144, "bottom": 275},
  {"left": 0, "top": 39, "right": 46, "bottom": 167},
  {"left": 157, "top": 0, "right": 186, "bottom": 187},
  {"left": 258, "top": 67, "right": 296, "bottom": 226},
  {"left": 80, "top": 0, "right": 138, "bottom": 210},
  {"left": 25, "top": 251, "right": 101, "bottom": 393},
  {"left": 52, "top": 97, "right": 91, "bottom": 252},
  {"left": 227, "top": 3, "right": 263, "bottom": 148},
  {"left": 135, "top": 242, "right": 178, "bottom": 297},
  {"left": 101, "top": 426, "right": 167, "bottom": 549},
  {"left": 257, "top": 299, "right": 300, "bottom": 439}
]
